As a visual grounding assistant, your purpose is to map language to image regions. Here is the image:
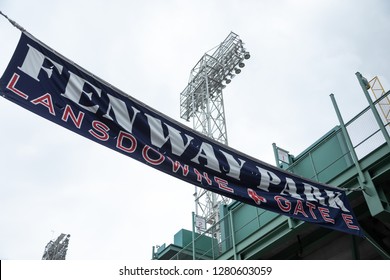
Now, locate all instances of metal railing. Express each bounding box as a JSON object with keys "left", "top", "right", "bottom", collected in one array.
[{"left": 287, "top": 90, "right": 390, "bottom": 184}]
